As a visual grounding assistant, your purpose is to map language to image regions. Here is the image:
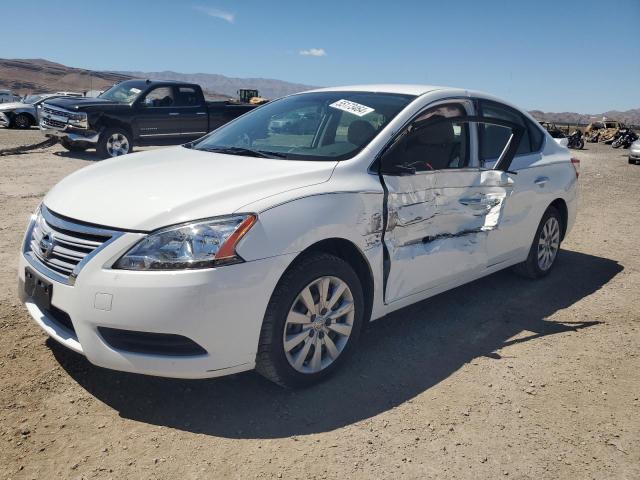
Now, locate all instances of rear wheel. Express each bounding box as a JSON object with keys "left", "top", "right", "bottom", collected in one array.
[
  {"left": 513, "top": 206, "right": 563, "bottom": 279},
  {"left": 256, "top": 252, "right": 364, "bottom": 388},
  {"left": 97, "top": 128, "right": 132, "bottom": 159},
  {"left": 13, "top": 113, "right": 32, "bottom": 129}
]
